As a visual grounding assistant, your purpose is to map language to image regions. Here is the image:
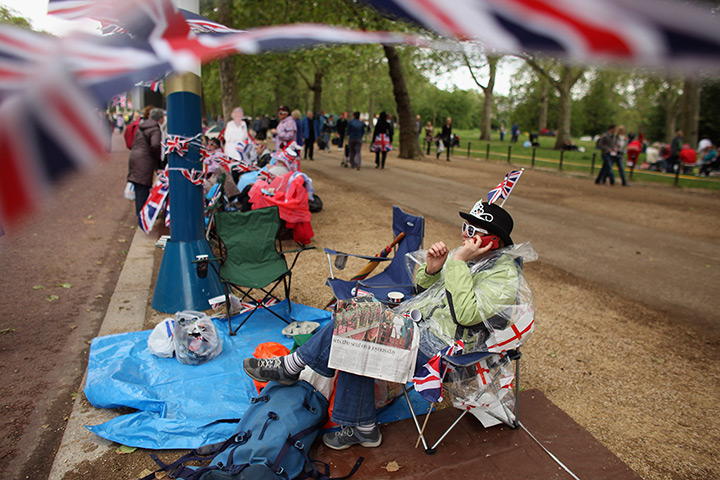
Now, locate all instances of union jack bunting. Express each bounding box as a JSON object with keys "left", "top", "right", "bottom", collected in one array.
[
  {"left": 487, "top": 169, "right": 523, "bottom": 206},
  {"left": 170, "top": 167, "right": 205, "bottom": 187},
  {"left": 163, "top": 135, "right": 191, "bottom": 156},
  {"left": 412, "top": 340, "right": 464, "bottom": 403},
  {"left": 138, "top": 170, "right": 169, "bottom": 233},
  {"left": 363, "top": 0, "right": 720, "bottom": 69}
]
